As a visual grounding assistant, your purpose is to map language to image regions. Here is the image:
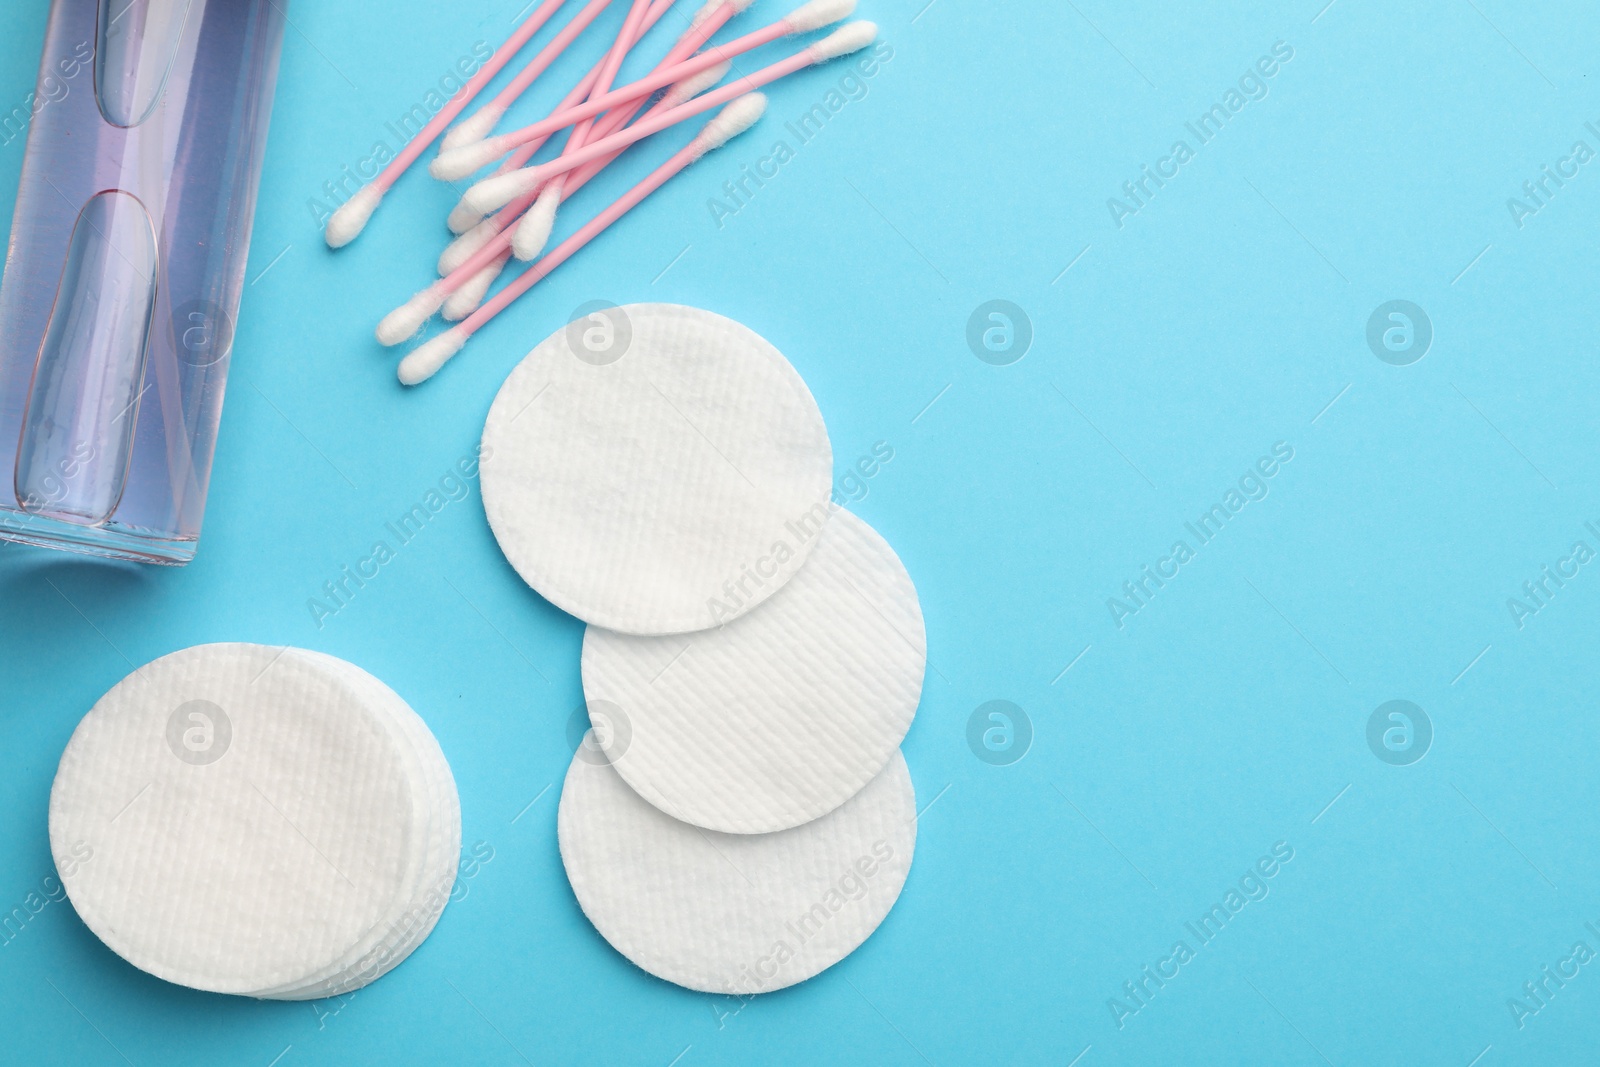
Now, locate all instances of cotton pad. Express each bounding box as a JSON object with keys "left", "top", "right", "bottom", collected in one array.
[
  {"left": 257, "top": 652, "right": 460, "bottom": 1002},
  {"left": 581, "top": 507, "right": 925, "bottom": 834},
  {"left": 481, "top": 303, "right": 834, "bottom": 635},
  {"left": 558, "top": 748, "right": 916, "bottom": 994},
  {"left": 48, "top": 644, "right": 459, "bottom": 999}
]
